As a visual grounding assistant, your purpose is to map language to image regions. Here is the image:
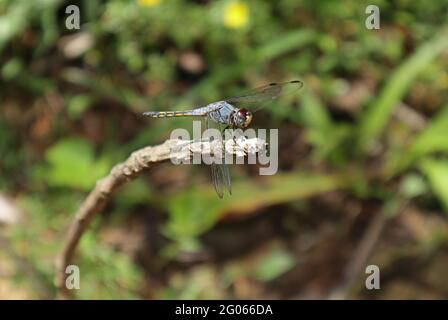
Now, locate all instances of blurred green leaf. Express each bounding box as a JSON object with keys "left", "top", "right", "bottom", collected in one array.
[
  {"left": 299, "top": 92, "right": 352, "bottom": 162},
  {"left": 1, "top": 58, "right": 23, "bottom": 80},
  {"left": 67, "top": 94, "right": 93, "bottom": 119},
  {"left": 299, "top": 92, "right": 332, "bottom": 129},
  {"left": 408, "top": 107, "right": 448, "bottom": 155},
  {"left": 253, "top": 248, "right": 295, "bottom": 282},
  {"left": 420, "top": 158, "right": 448, "bottom": 213},
  {"left": 257, "top": 29, "right": 317, "bottom": 61},
  {"left": 44, "top": 137, "right": 109, "bottom": 190},
  {"left": 399, "top": 173, "right": 428, "bottom": 199},
  {"left": 385, "top": 106, "right": 448, "bottom": 177},
  {"left": 0, "top": 2, "right": 30, "bottom": 52},
  {"left": 163, "top": 171, "right": 351, "bottom": 243}
]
